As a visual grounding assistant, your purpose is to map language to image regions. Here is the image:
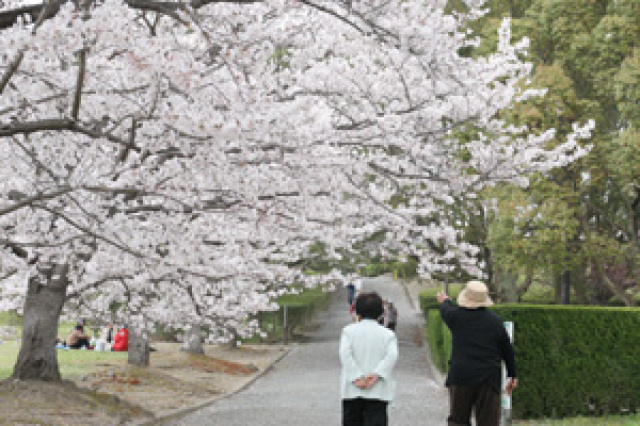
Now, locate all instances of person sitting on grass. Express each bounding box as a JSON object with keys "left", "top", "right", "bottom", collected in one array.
[
  {"left": 67, "top": 325, "right": 92, "bottom": 349},
  {"left": 111, "top": 324, "right": 129, "bottom": 351},
  {"left": 101, "top": 323, "right": 114, "bottom": 345}
]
